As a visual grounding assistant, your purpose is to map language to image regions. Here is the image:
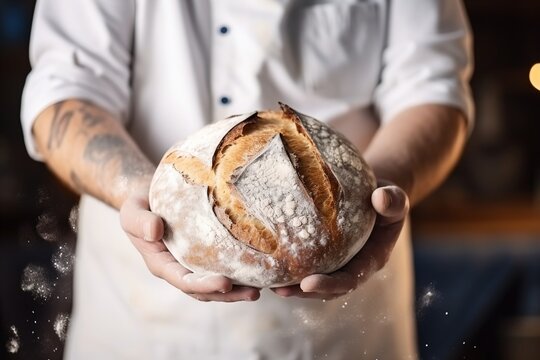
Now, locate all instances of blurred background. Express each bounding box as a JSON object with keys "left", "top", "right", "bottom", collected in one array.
[{"left": 0, "top": 0, "right": 539, "bottom": 359}]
